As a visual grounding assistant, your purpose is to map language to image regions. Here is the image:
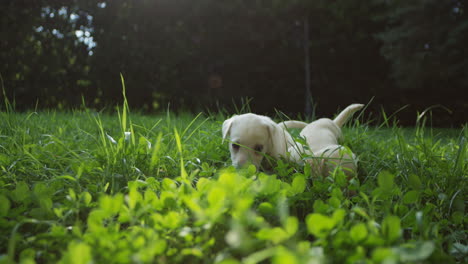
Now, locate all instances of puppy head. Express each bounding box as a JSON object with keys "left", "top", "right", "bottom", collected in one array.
[{"left": 222, "top": 114, "right": 275, "bottom": 168}]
